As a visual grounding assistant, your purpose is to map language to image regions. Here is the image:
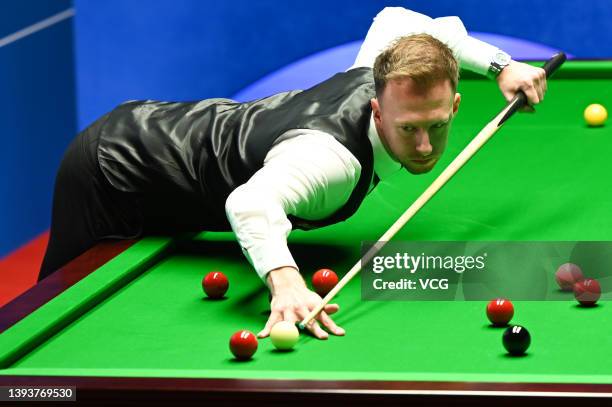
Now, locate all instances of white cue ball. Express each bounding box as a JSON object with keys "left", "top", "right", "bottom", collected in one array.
[{"left": 270, "top": 321, "right": 299, "bottom": 351}]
